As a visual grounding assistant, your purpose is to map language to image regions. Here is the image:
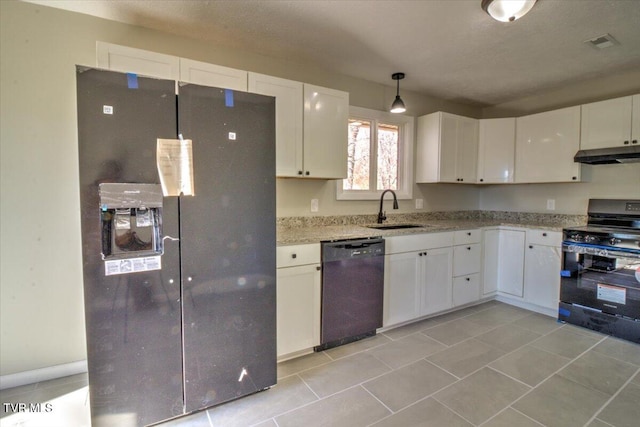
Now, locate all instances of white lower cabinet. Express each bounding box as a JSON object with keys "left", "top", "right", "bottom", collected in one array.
[
  {"left": 384, "top": 233, "right": 453, "bottom": 327},
  {"left": 523, "top": 230, "right": 562, "bottom": 311},
  {"left": 483, "top": 228, "right": 525, "bottom": 298},
  {"left": 452, "top": 230, "right": 482, "bottom": 307},
  {"left": 420, "top": 247, "right": 454, "bottom": 316},
  {"left": 453, "top": 274, "right": 481, "bottom": 307},
  {"left": 276, "top": 244, "right": 321, "bottom": 357},
  {"left": 483, "top": 227, "right": 562, "bottom": 315}
]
